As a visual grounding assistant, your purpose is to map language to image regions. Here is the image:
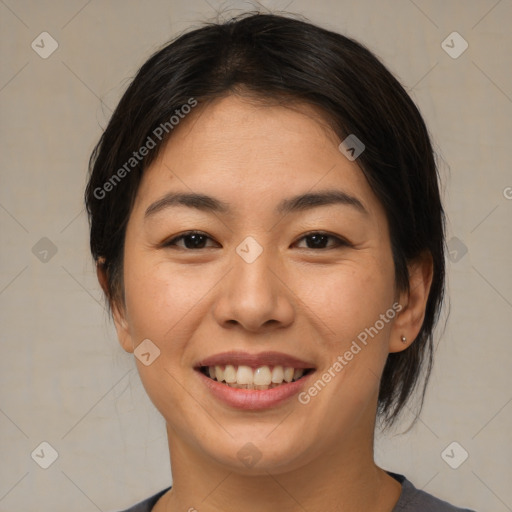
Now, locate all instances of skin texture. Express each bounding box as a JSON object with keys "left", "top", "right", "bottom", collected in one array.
[{"left": 98, "top": 95, "right": 433, "bottom": 511}]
